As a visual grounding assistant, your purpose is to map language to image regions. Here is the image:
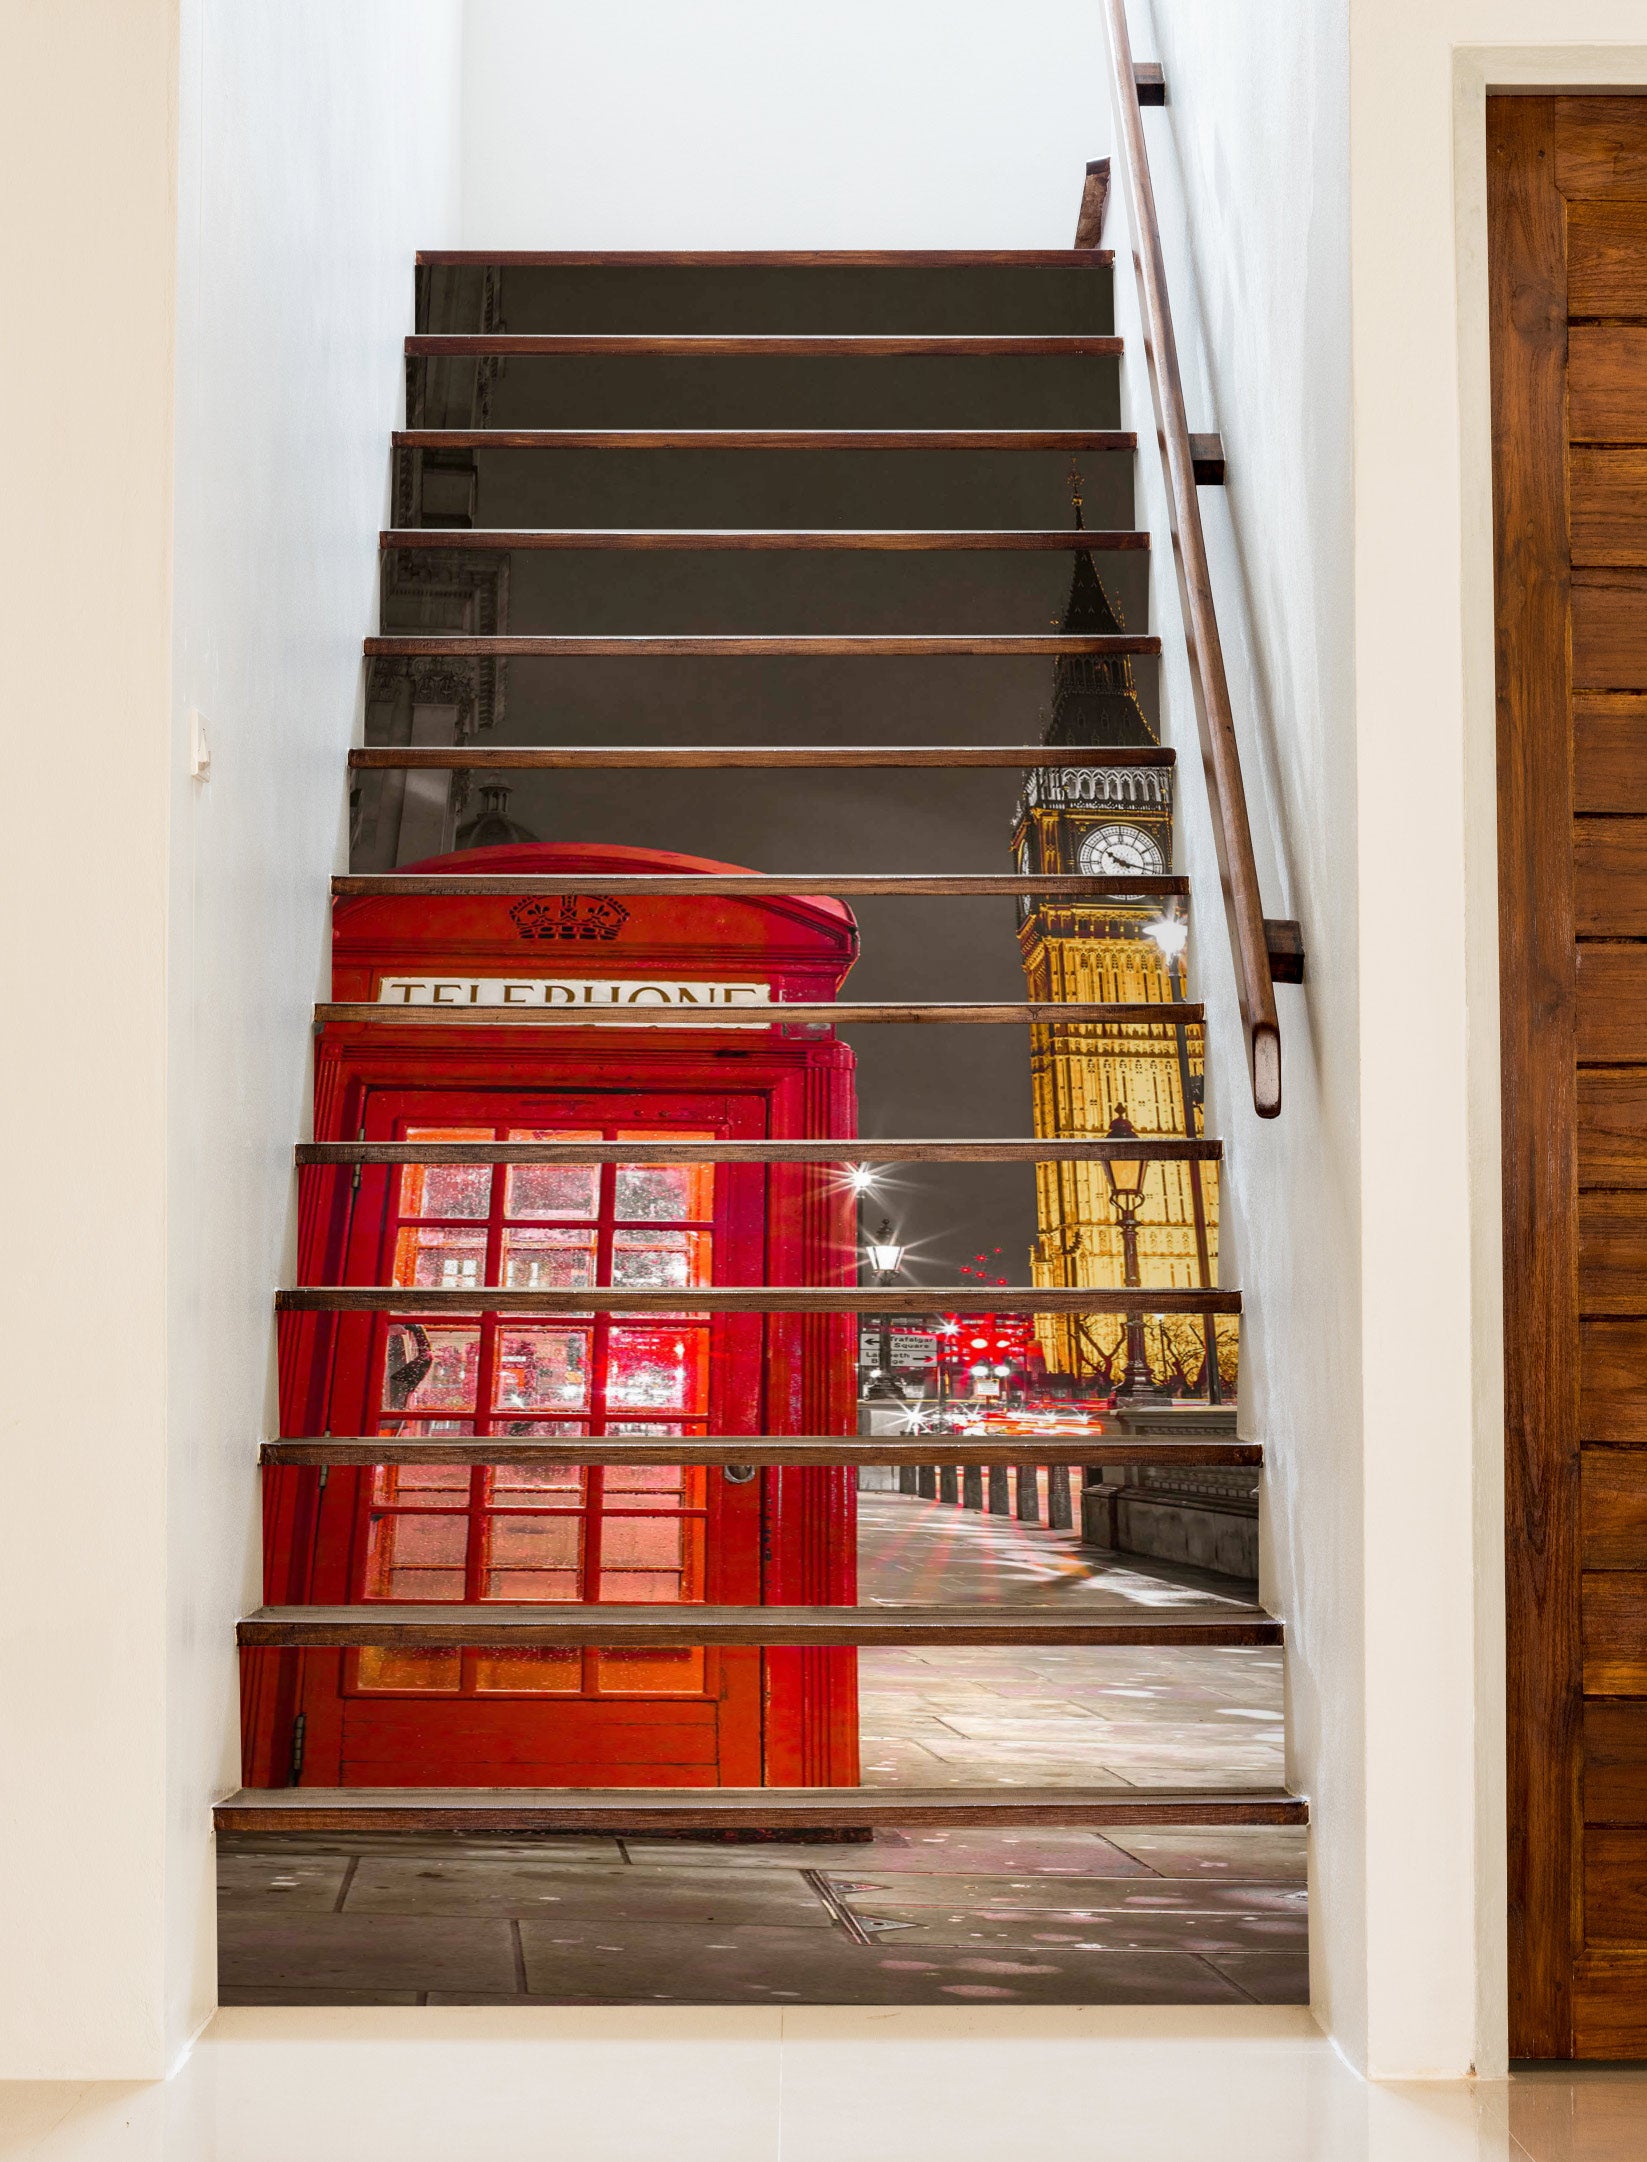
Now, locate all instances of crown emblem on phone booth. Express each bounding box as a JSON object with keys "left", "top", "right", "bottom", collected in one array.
[{"left": 508, "top": 895, "right": 632, "bottom": 942}]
